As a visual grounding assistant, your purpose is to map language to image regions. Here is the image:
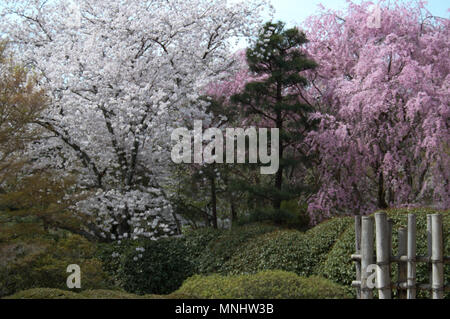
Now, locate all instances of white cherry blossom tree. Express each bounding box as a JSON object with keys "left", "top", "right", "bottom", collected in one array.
[{"left": 0, "top": 0, "right": 268, "bottom": 240}]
